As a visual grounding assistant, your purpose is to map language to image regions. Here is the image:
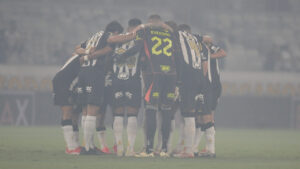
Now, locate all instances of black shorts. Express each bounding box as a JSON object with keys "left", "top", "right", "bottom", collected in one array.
[
  {"left": 52, "top": 55, "right": 80, "bottom": 106},
  {"left": 76, "top": 67, "right": 105, "bottom": 106},
  {"left": 143, "top": 73, "right": 176, "bottom": 107},
  {"left": 210, "top": 80, "right": 222, "bottom": 111},
  {"left": 111, "top": 77, "right": 141, "bottom": 109},
  {"left": 180, "top": 74, "right": 210, "bottom": 114},
  {"left": 100, "top": 73, "right": 113, "bottom": 113},
  {"left": 199, "top": 80, "right": 212, "bottom": 115}
]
